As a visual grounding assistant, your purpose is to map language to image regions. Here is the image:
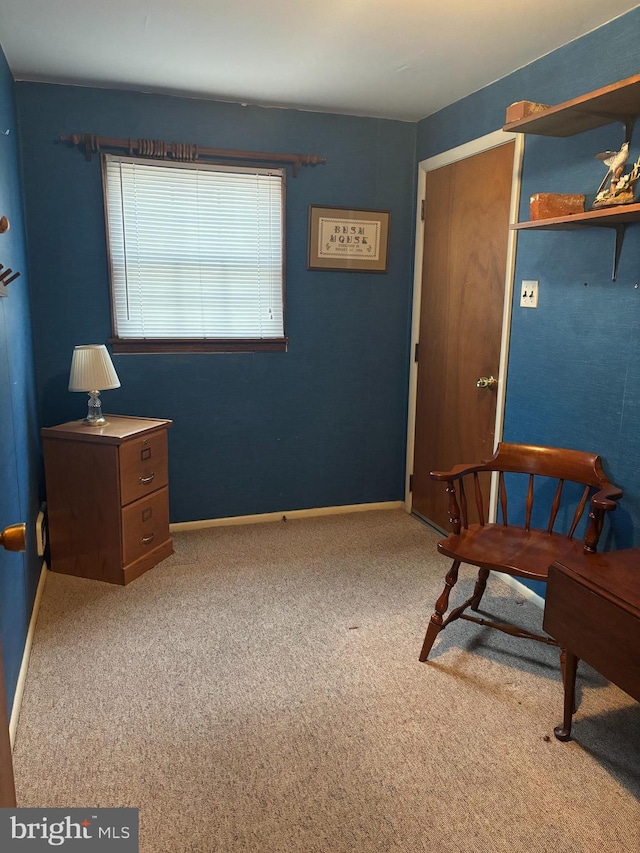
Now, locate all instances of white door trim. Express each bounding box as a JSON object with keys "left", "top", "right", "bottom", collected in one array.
[{"left": 405, "top": 129, "right": 524, "bottom": 520}]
